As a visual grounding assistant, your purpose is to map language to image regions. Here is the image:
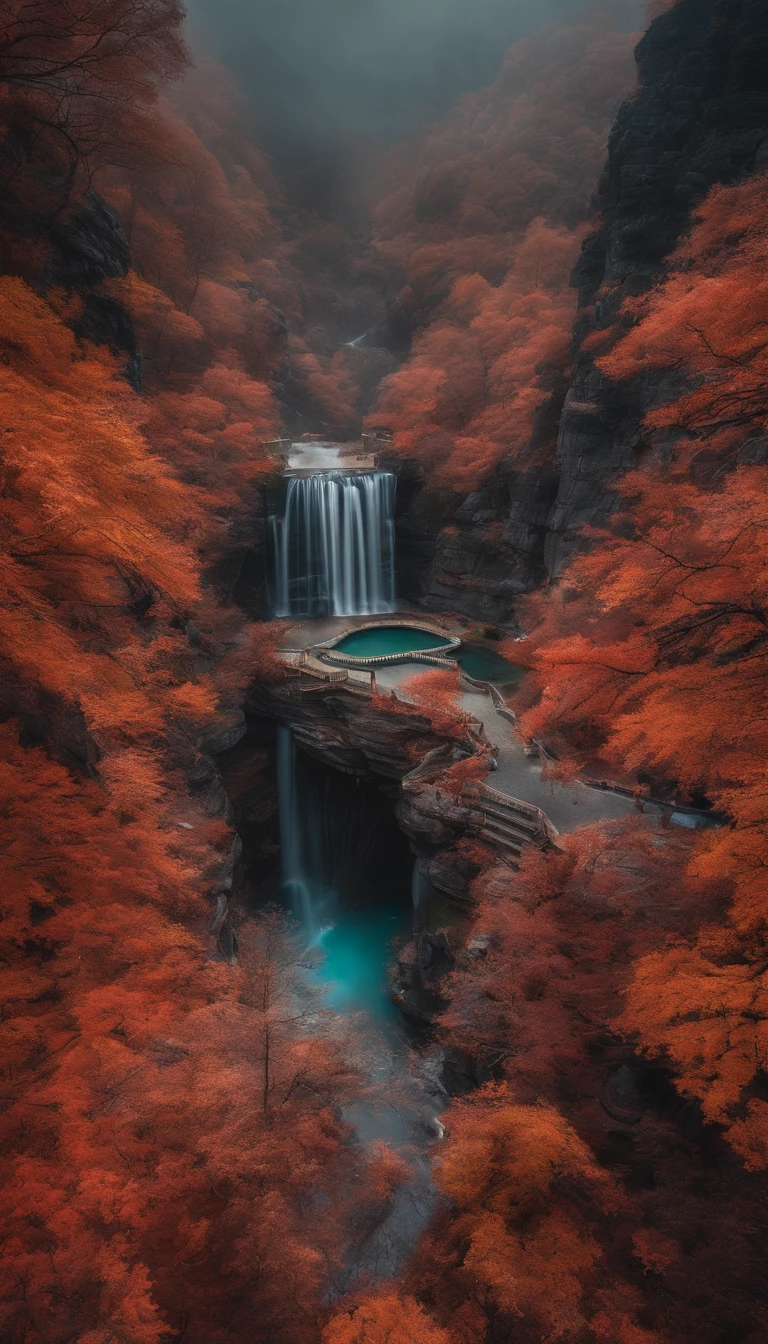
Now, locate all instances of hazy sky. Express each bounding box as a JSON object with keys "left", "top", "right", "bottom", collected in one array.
[{"left": 186, "top": 0, "right": 643, "bottom": 205}]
